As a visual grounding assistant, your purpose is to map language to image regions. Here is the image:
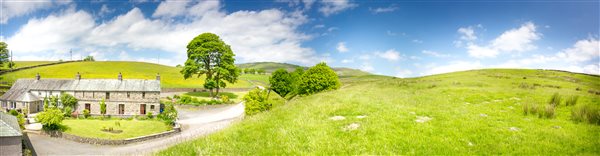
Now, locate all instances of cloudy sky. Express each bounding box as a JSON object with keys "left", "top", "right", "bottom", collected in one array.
[{"left": 1, "top": 0, "right": 598, "bottom": 77}]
